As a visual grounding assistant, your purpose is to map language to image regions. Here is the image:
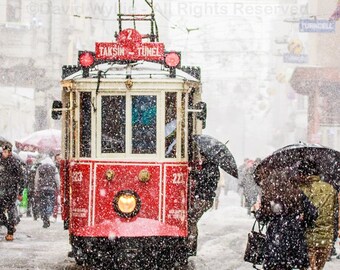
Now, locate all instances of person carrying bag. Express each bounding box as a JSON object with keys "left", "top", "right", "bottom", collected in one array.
[{"left": 249, "top": 170, "right": 318, "bottom": 270}]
